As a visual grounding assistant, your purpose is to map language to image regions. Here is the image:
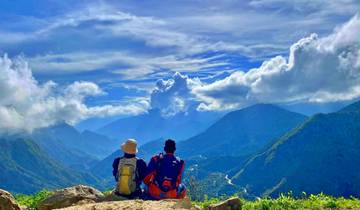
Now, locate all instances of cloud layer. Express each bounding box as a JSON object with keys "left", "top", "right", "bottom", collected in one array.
[
  {"left": 0, "top": 55, "right": 148, "bottom": 132},
  {"left": 3, "top": 0, "right": 359, "bottom": 86},
  {"left": 1, "top": 10, "right": 360, "bottom": 131},
  {"left": 193, "top": 15, "right": 360, "bottom": 111}
]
